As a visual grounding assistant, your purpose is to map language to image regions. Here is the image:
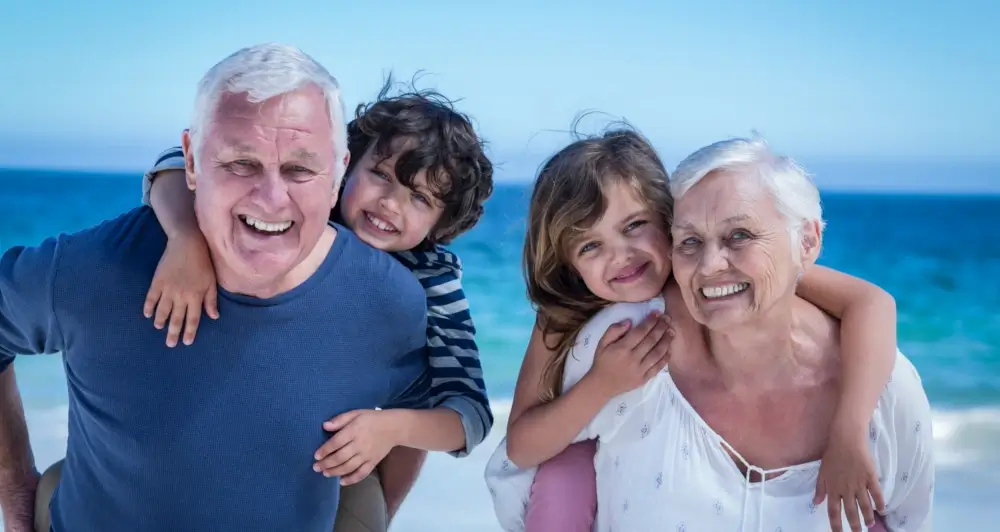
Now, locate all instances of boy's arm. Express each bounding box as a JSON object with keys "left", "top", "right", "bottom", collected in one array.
[
  {"left": 797, "top": 264, "right": 897, "bottom": 427},
  {"left": 0, "top": 239, "right": 66, "bottom": 525},
  {"left": 142, "top": 146, "right": 200, "bottom": 239},
  {"left": 395, "top": 250, "right": 493, "bottom": 457}
]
